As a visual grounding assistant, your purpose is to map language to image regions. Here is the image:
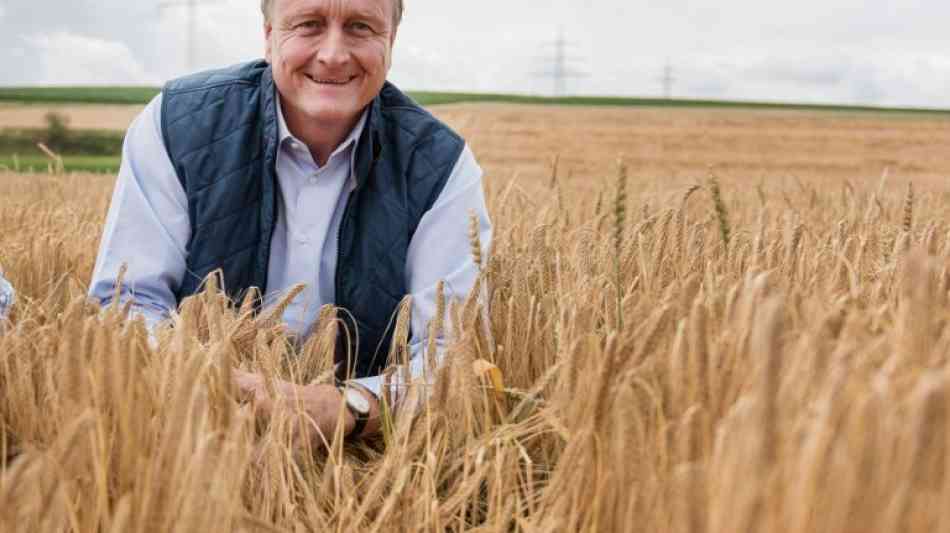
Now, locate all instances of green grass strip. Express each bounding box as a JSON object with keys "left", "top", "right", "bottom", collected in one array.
[
  {"left": 0, "top": 154, "right": 120, "bottom": 174},
  {"left": 0, "top": 87, "right": 161, "bottom": 105},
  {"left": 2, "top": 86, "right": 950, "bottom": 116}
]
